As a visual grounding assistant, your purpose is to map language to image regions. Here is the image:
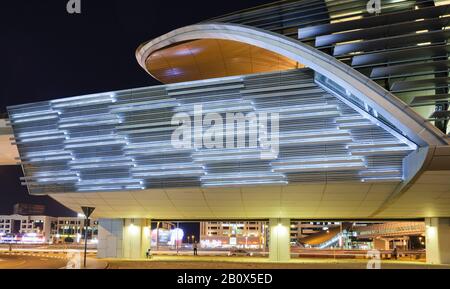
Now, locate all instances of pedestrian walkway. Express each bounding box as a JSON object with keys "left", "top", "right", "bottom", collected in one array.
[
  {"left": 84, "top": 257, "right": 108, "bottom": 269},
  {"left": 105, "top": 255, "right": 450, "bottom": 269}
]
